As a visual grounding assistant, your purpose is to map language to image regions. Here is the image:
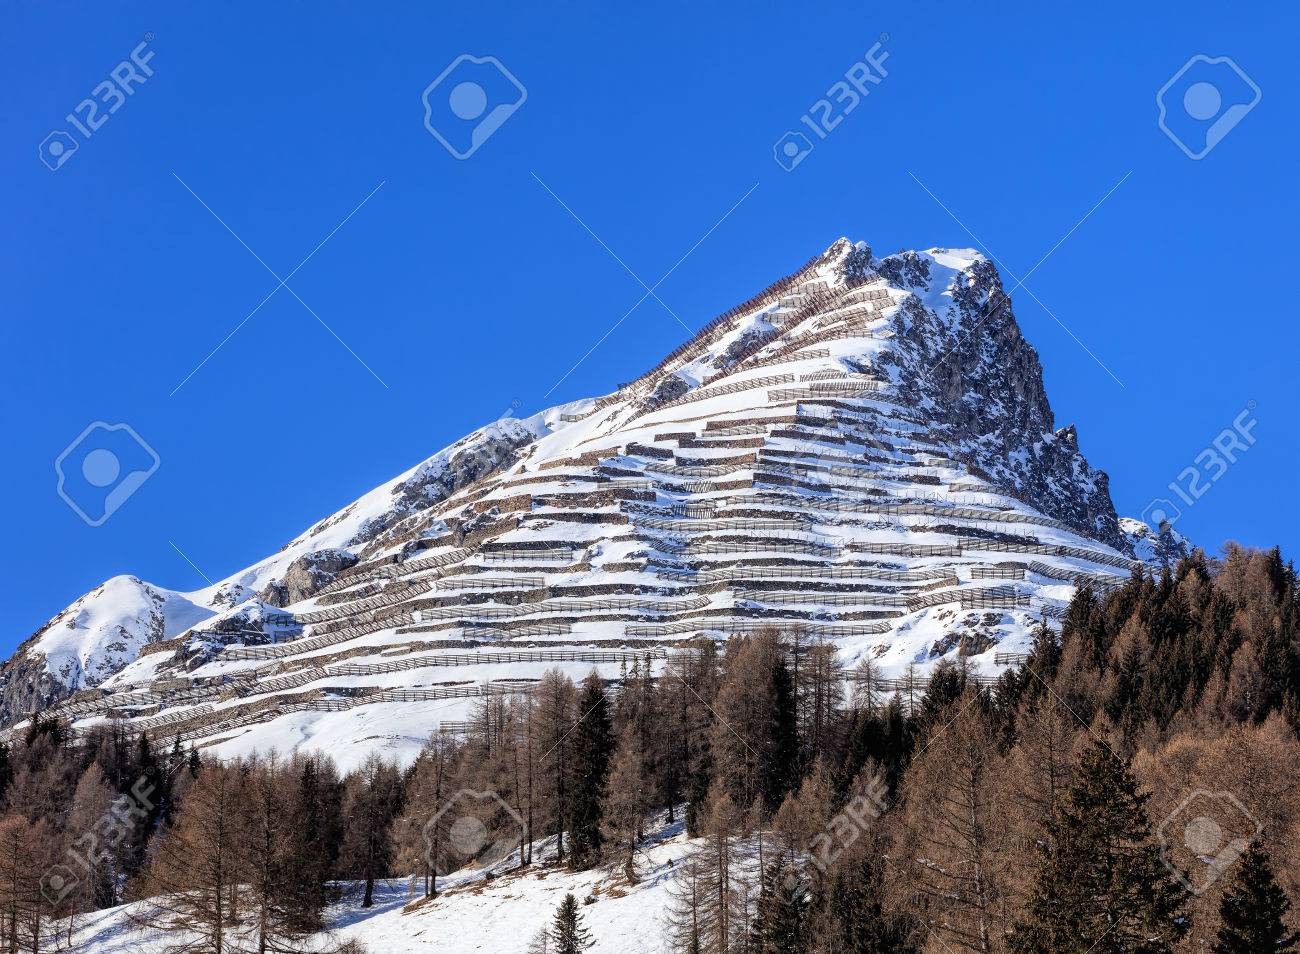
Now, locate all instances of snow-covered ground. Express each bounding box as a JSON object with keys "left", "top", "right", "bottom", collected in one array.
[{"left": 71, "top": 820, "right": 693, "bottom": 953}]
